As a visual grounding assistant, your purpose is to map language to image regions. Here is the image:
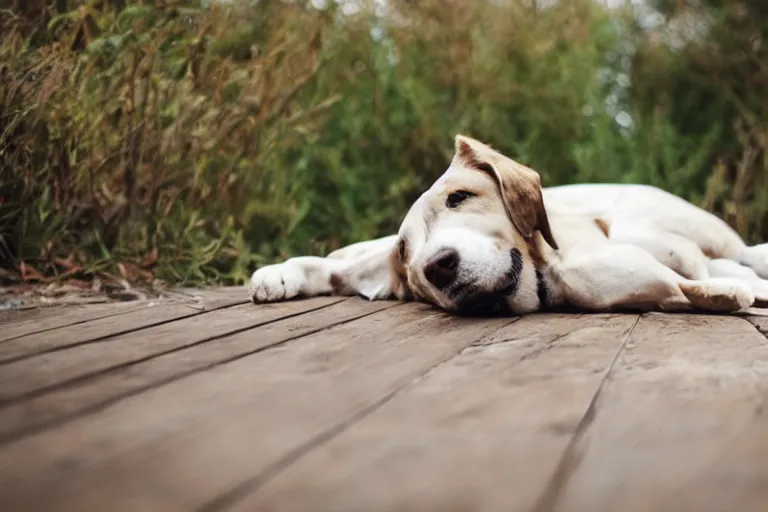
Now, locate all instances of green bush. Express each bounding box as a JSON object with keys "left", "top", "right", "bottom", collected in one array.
[{"left": 1, "top": 0, "right": 767, "bottom": 286}]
